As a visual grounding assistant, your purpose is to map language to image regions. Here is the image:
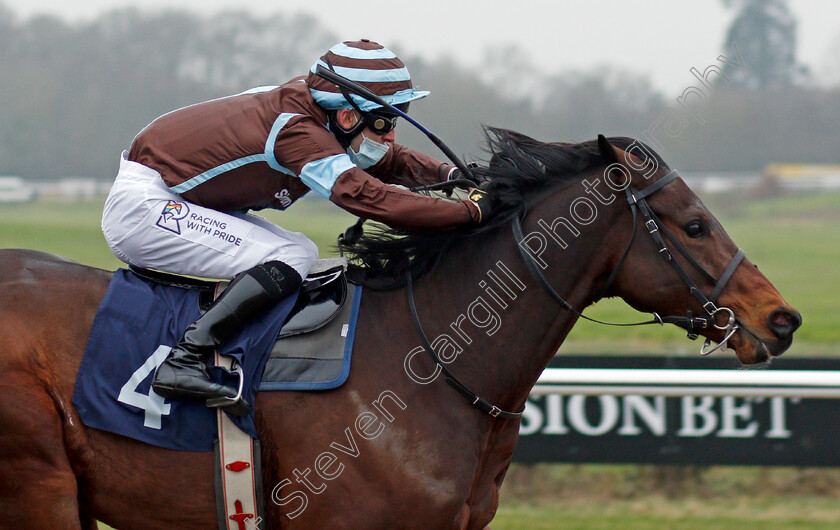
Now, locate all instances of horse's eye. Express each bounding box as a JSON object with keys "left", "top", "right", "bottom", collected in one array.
[{"left": 685, "top": 221, "right": 705, "bottom": 238}]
